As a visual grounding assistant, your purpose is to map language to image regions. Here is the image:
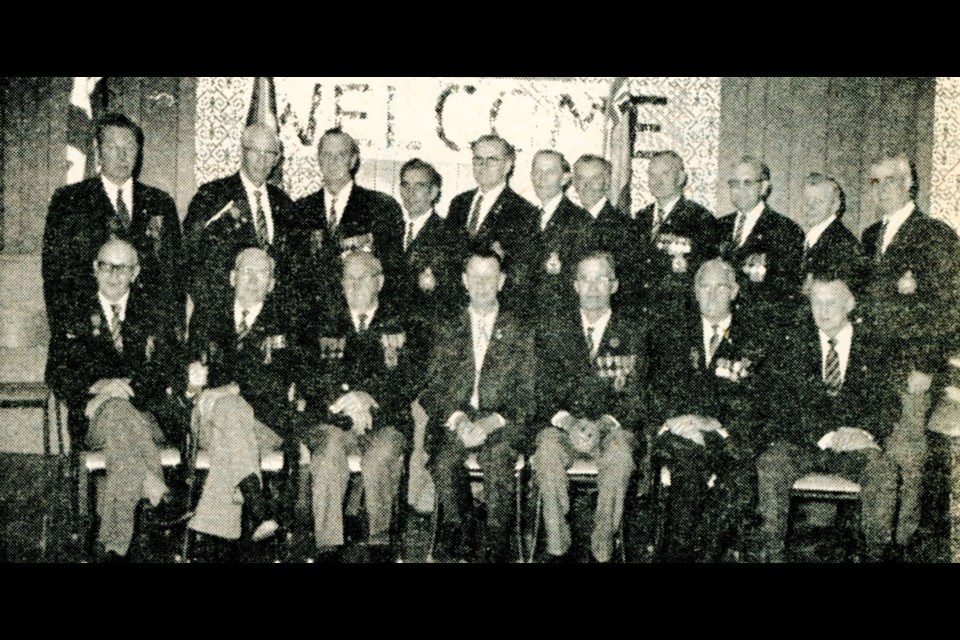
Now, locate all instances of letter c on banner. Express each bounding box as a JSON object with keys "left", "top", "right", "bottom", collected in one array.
[{"left": 436, "top": 84, "right": 476, "bottom": 152}]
